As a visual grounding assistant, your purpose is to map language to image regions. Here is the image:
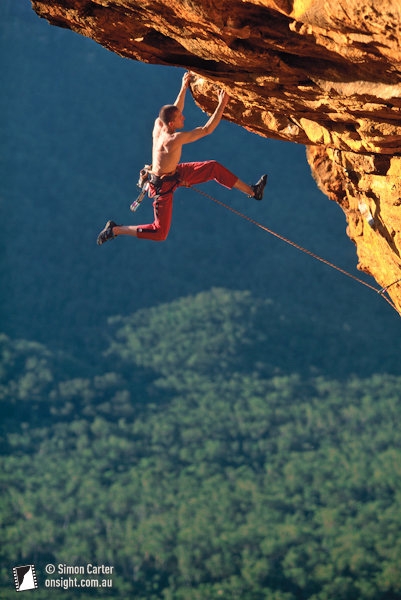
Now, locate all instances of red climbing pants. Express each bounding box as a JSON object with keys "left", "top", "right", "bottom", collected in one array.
[{"left": 136, "top": 160, "right": 238, "bottom": 241}]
